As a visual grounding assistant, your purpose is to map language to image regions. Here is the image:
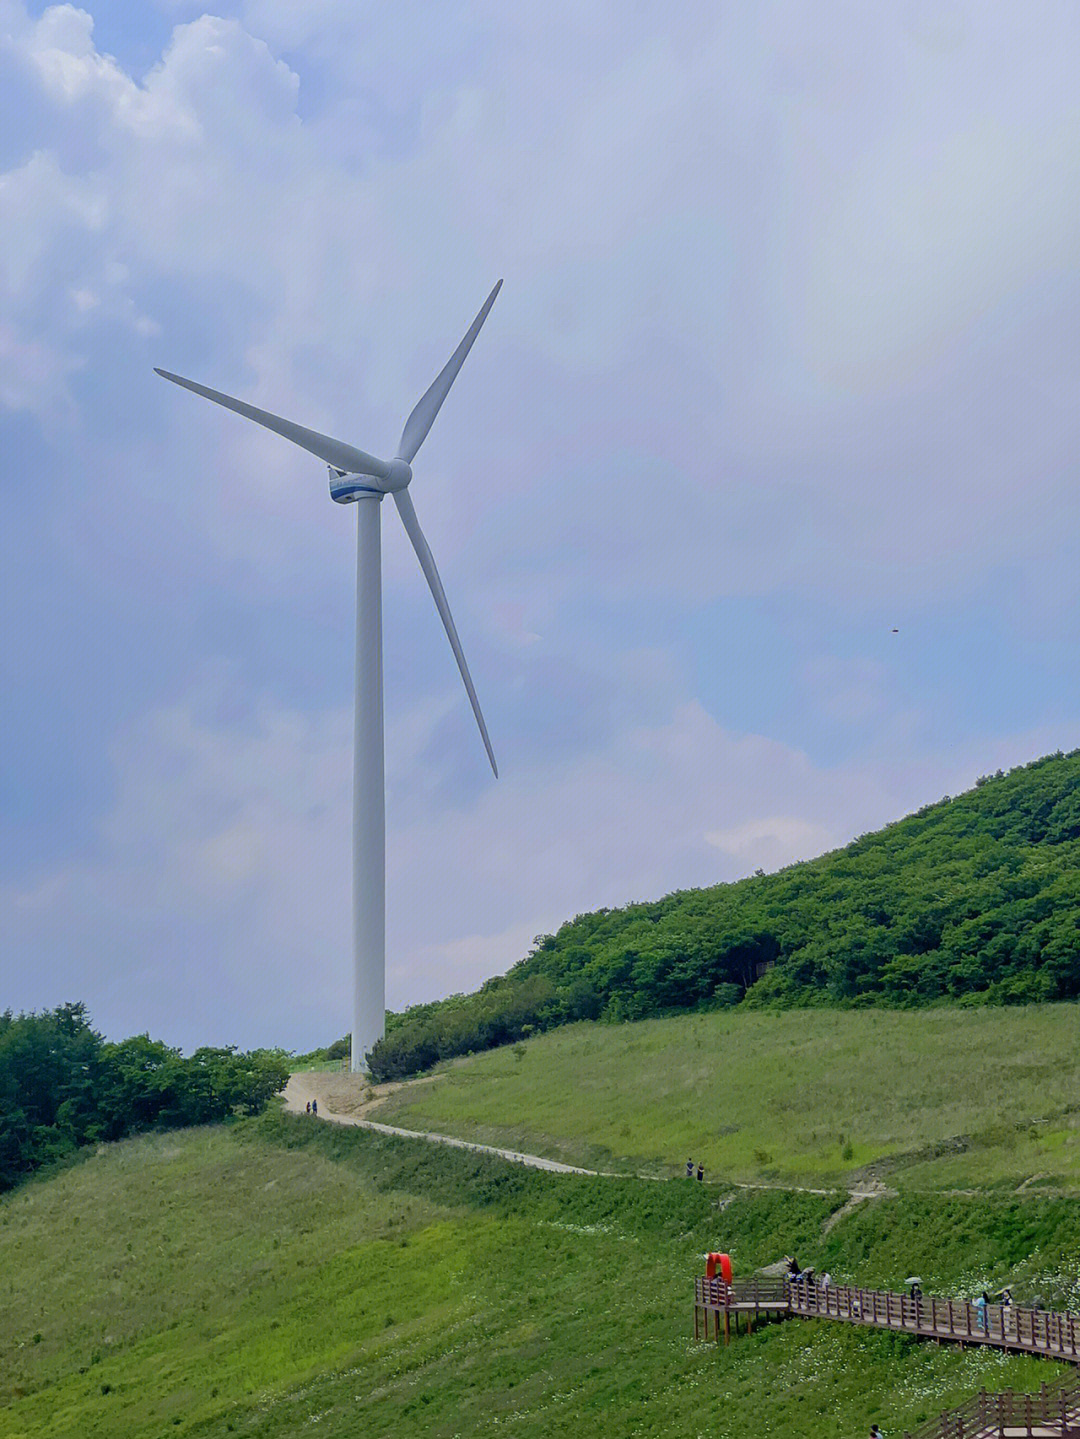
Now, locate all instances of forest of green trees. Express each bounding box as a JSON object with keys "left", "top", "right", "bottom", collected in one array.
[
  {"left": 0, "top": 1003, "right": 290, "bottom": 1191},
  {"left": 367, "top": 749, "right": 1080, "bottom": 1079}
]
